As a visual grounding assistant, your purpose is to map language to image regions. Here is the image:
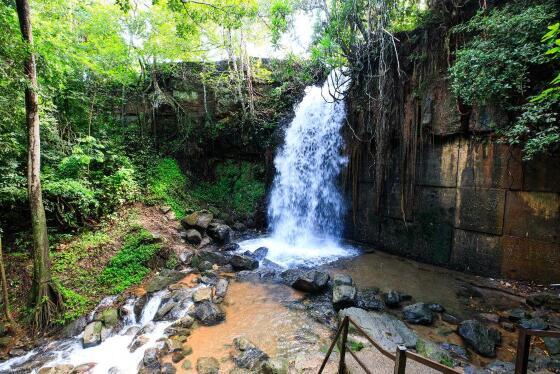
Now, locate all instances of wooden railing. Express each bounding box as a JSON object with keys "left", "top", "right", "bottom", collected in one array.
[
  {"left": 514, "top": 327, "right": 560, "bottom": 374},
  {"left": 319, "top": 316, "right": 461, "bottom": 374},
  {"left": 320, "top": 317, "right": 560, "bottom": 374}
]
